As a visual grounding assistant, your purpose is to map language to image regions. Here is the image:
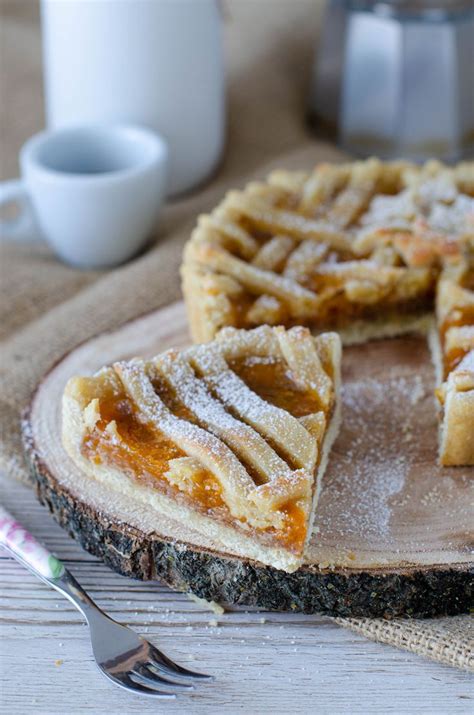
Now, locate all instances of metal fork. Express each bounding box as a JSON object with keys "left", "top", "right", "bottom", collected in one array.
[{"left": 0, "top": 505, "right": 213, "bottom": 698}]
